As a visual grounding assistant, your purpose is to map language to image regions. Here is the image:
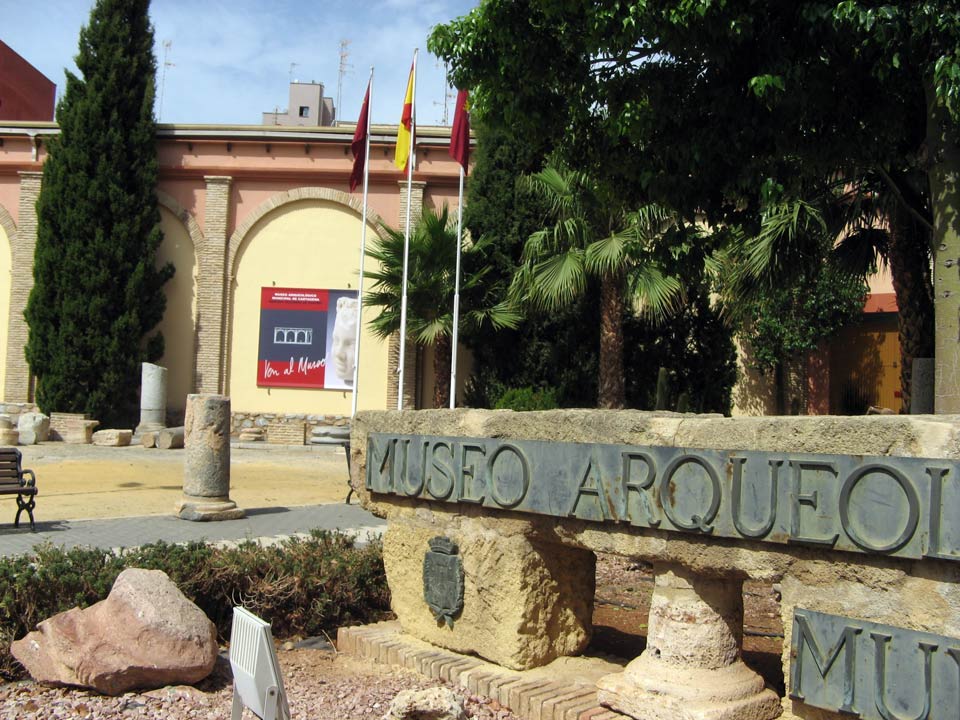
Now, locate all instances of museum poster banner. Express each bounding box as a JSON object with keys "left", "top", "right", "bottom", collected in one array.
[{"left": 256, "top": 287, "right": 358, "bottom": 390}]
